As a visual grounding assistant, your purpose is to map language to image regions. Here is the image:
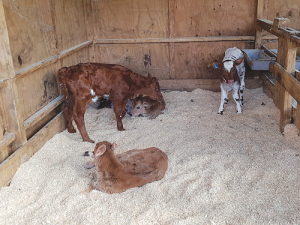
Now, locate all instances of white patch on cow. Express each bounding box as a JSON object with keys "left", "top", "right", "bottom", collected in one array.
[
  {"left": 103, "top": 94, "right": 109, "bottom": 98},
  {"left": 223, "top": 61, "right": 233, "bottom": 73},
  {"left": 90, "top": 89, "right": 96, "bottom": 96},
  {"left": 92, "top": 96, "right": 99, "bottom": 103}
]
